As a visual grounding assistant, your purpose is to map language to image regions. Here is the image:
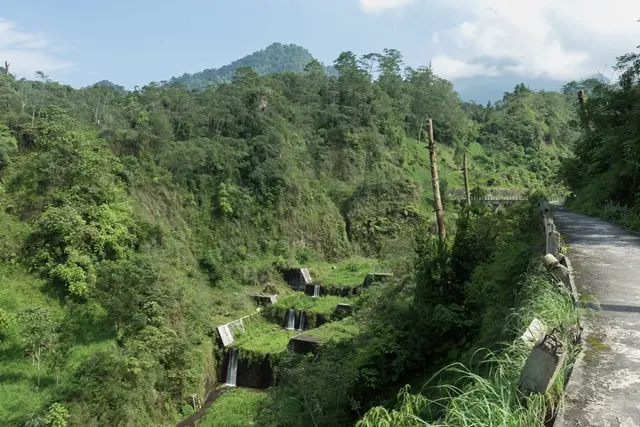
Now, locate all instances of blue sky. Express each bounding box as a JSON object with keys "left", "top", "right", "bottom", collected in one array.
[{"left": 2, "top": 0, "right": 640, "bottom": 101}]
